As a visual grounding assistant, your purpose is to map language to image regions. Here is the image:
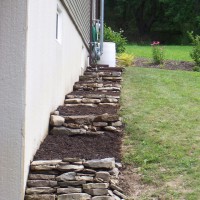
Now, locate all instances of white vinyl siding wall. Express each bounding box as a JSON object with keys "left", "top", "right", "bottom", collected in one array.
[{"left": 61, "top": 0, "right": 91, "bottom": 48}]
